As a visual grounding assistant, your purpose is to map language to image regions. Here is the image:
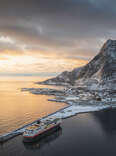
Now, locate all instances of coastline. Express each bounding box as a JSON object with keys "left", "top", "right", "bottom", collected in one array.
[
  {"left": 0, "top": 99, "right": 112, "bottom": 143},
  {"left": 1, "top": 109, "right": 116, "bottom": 156},
  {"left": 0, "top": 79, "right": 115, "bottom": 143}
]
